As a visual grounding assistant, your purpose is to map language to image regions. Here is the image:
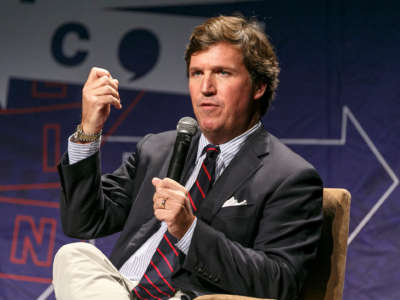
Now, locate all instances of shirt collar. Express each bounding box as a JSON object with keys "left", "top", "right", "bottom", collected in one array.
[{"left": 196, "top": 121, "right": 262, "bottom": 166}]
